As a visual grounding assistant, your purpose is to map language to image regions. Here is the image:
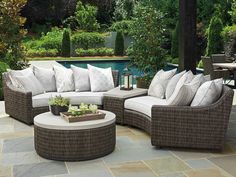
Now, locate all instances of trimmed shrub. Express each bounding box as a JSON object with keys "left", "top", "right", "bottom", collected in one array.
[
  {"left": 171, "top": 21, "right": 179, "bottom": 58},
  {"left": 0, "top": 62, "right": 9, "bottom": 100},
  {"left": 206, "top": 15, "right": 224, "bottom": 56},
  {"left": 26, "top": 48, "right": 58, "bottom": 57},
  {"left": 72, "top": 32, "right": 105, "bottom": 49},
  {"left": 115, "top": 32, "right": 124, "bottom": 56},
  {"left": 110, "top": 20, "right": 134, "bottom": 35},
  {"left": 75, "top": 48, "right": 114, "bottom": 56},
  {"left": 61, "top": 29, "right": 71, "bottom": 57}
]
